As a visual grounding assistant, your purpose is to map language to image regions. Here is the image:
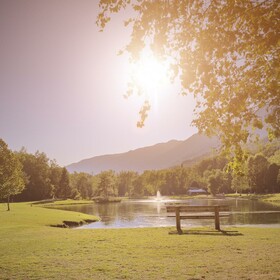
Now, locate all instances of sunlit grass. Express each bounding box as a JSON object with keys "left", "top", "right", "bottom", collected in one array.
[
  {"left": 0, "top": 202, "right": 279, "bottom": 279},
  {"left": 169, "top": 194, "right": 210, "bottom": 199},
  {"left": 261, "top": 193, "right": 280, "bottom": 206},
  {"left": 0, "top": 201, "right": 98, "bottom": 229},
  {"left": 226, "top": 193, "right": 280, "bottom": 206},
  {"left": 34, "top": 199, "right": 94, "bottom": 208}
]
